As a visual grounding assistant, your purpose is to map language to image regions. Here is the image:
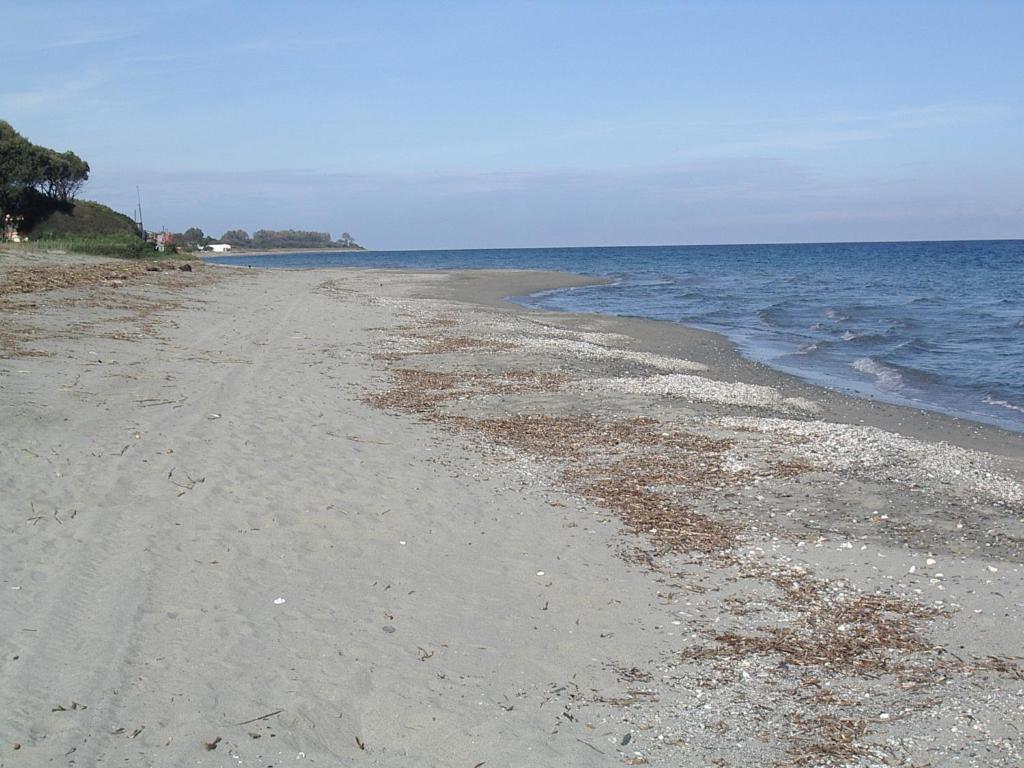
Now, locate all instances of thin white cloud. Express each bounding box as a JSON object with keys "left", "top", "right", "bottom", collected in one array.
[
  {"left": 0, "top": 71, "right": 111, "bottom": 111},
  {"left": 47, "top": 25, "right": 143, "bottom": 48},
  {"left": 553, "top": 101, "right": 1011, "bottom": 158},
  {"left": 86, "top": 156, "right": 1024, "bottom": 248}
]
